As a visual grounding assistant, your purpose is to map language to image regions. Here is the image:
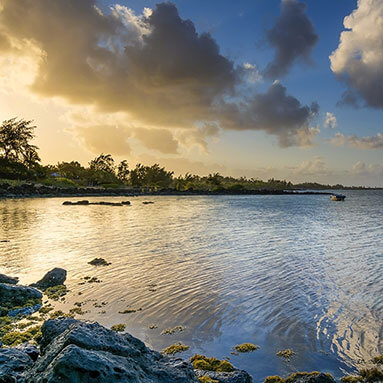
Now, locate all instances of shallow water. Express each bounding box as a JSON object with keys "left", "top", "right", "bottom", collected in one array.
[{"left": 0, "top": 191, "right": 382, "bottom": 381}]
